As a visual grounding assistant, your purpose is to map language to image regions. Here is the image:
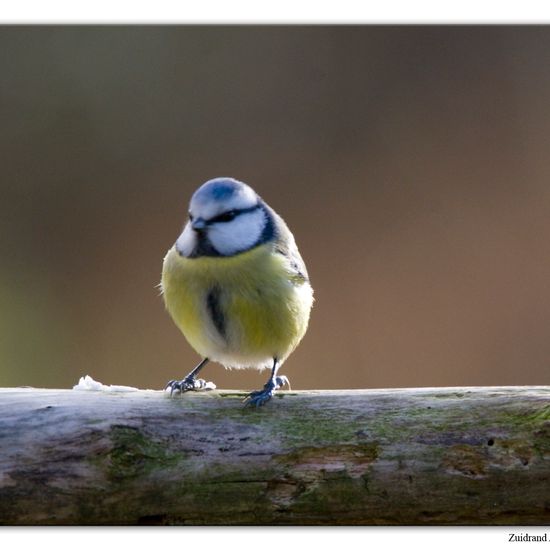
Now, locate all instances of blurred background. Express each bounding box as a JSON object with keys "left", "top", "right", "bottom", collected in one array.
[{"left": 1, "top": 25, "right": 550, "bottom": 391}]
